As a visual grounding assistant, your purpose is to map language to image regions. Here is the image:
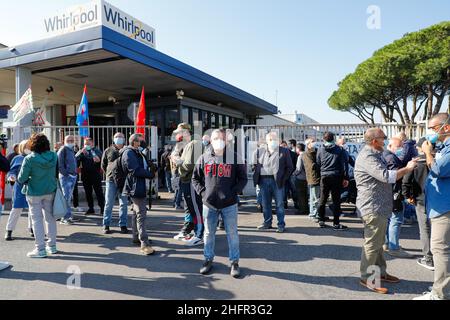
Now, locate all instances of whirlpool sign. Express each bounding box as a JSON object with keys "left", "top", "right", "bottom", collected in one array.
[{"left": 44, "top": 0, "right": 156, "bottom": 48}]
